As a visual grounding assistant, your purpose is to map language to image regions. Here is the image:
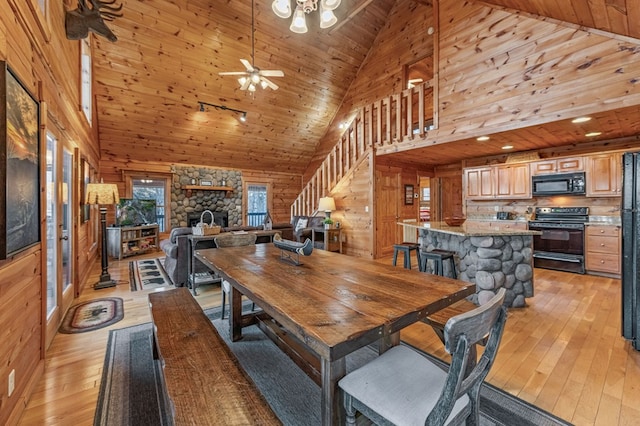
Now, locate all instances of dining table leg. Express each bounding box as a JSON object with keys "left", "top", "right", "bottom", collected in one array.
[
  {"left": 321, "top": 356, "right": 347, "bottom": 425},
  {"left": 229, "top": 285, "right": 243, "bottom": 341}
]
